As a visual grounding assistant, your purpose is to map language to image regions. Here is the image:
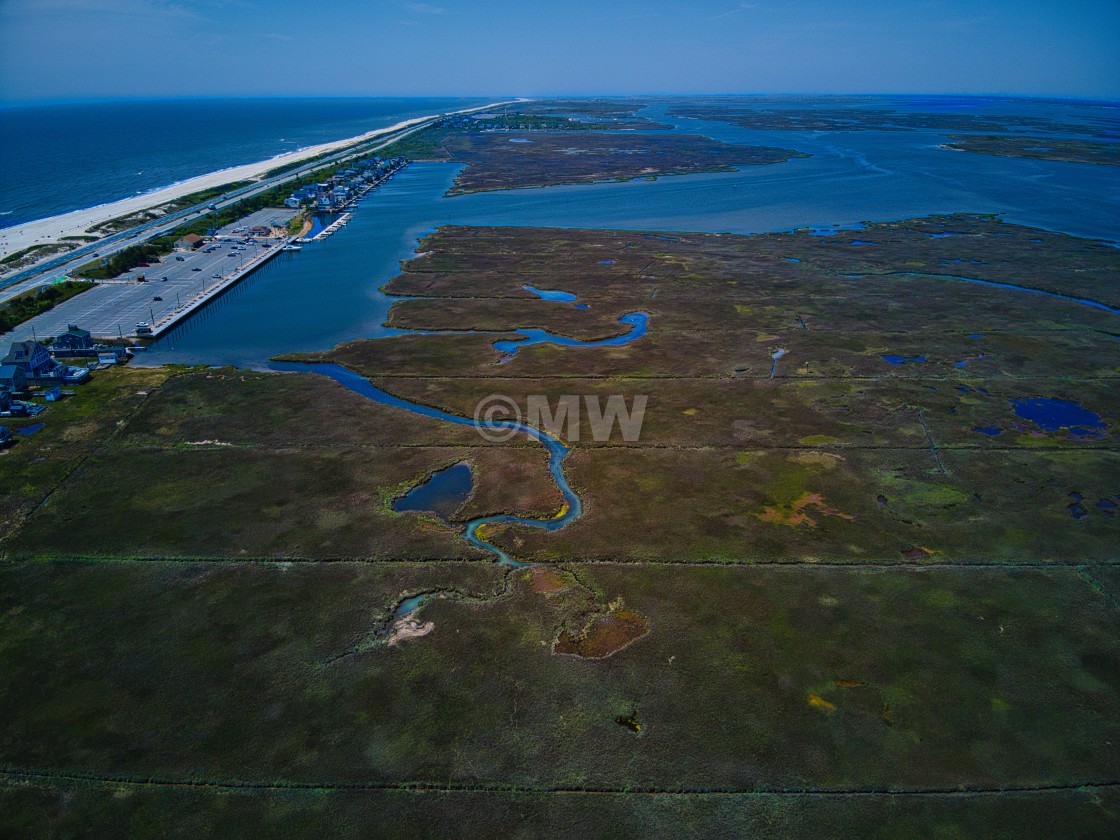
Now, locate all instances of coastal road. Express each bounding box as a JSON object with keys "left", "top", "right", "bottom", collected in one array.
[
  {"left": 0, "top": 100, "right": 519, "bottom": 304},
  {"left": 0, "top": 129, "right": 403, "bottom": 302}
]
